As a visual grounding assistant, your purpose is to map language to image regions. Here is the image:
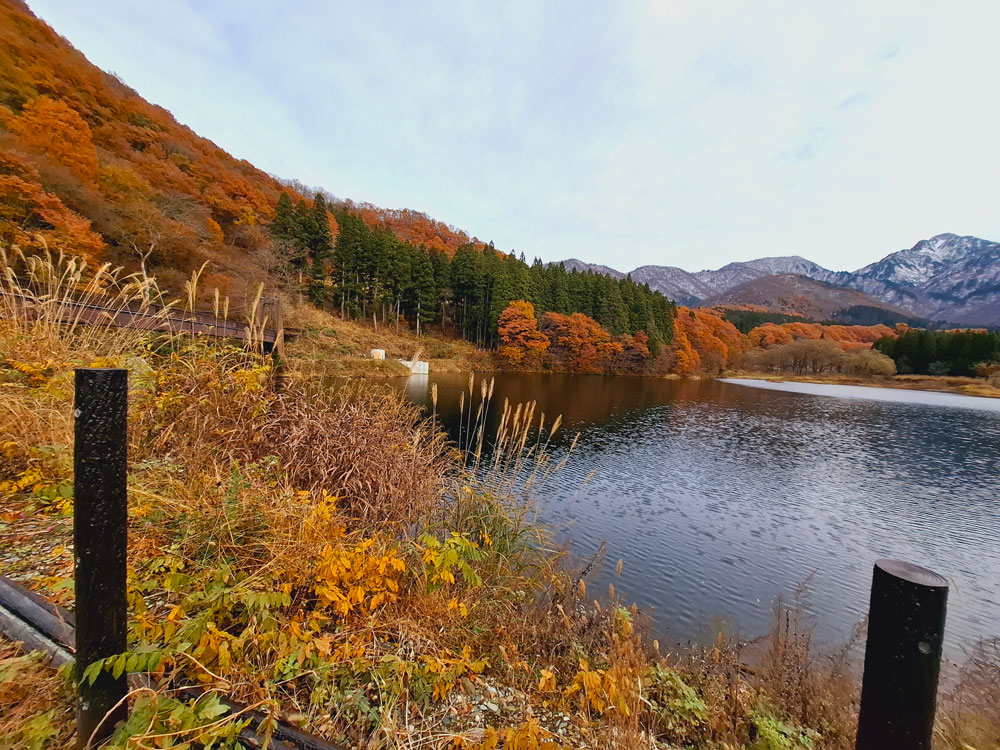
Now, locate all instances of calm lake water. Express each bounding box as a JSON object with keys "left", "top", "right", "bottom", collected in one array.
[{"left": 393, "top": 372, "right": 1000, "bottom": 656}]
